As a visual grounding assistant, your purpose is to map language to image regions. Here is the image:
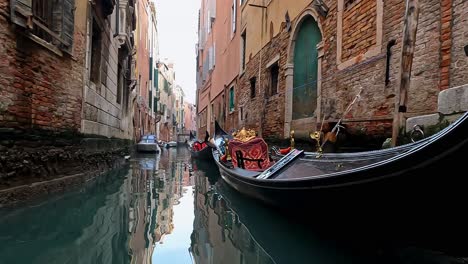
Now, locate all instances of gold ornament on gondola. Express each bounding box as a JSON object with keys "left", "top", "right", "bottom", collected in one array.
[
  {"left": 232, "top": 127, "right": 257, "bottom": 142},
  {"left": 290, "top": 130, "right": 295, "bottom": 149},
  {"left": 309, "top": 131, "right": 323, "bottom": 158}
]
